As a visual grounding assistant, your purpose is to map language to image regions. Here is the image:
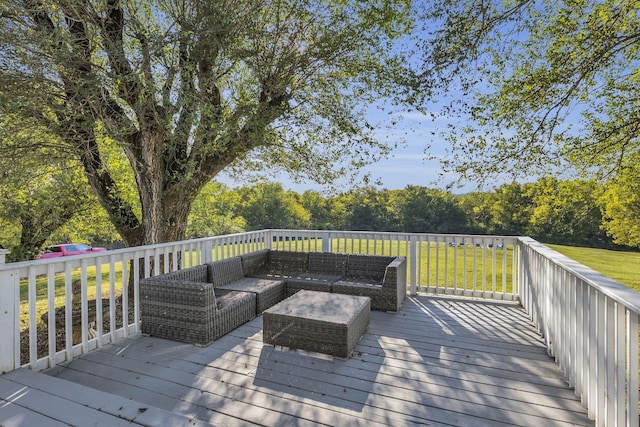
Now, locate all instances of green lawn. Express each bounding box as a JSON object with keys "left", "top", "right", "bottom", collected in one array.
[
  {"left": 275, "top": 238, "right": 515, "bottom": 293},
  {"left": 546, "top": 244, "right": 640, "bottom": 292},
  {"left": 25, "top": 240, "right": 637, "bottom": 334}
]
